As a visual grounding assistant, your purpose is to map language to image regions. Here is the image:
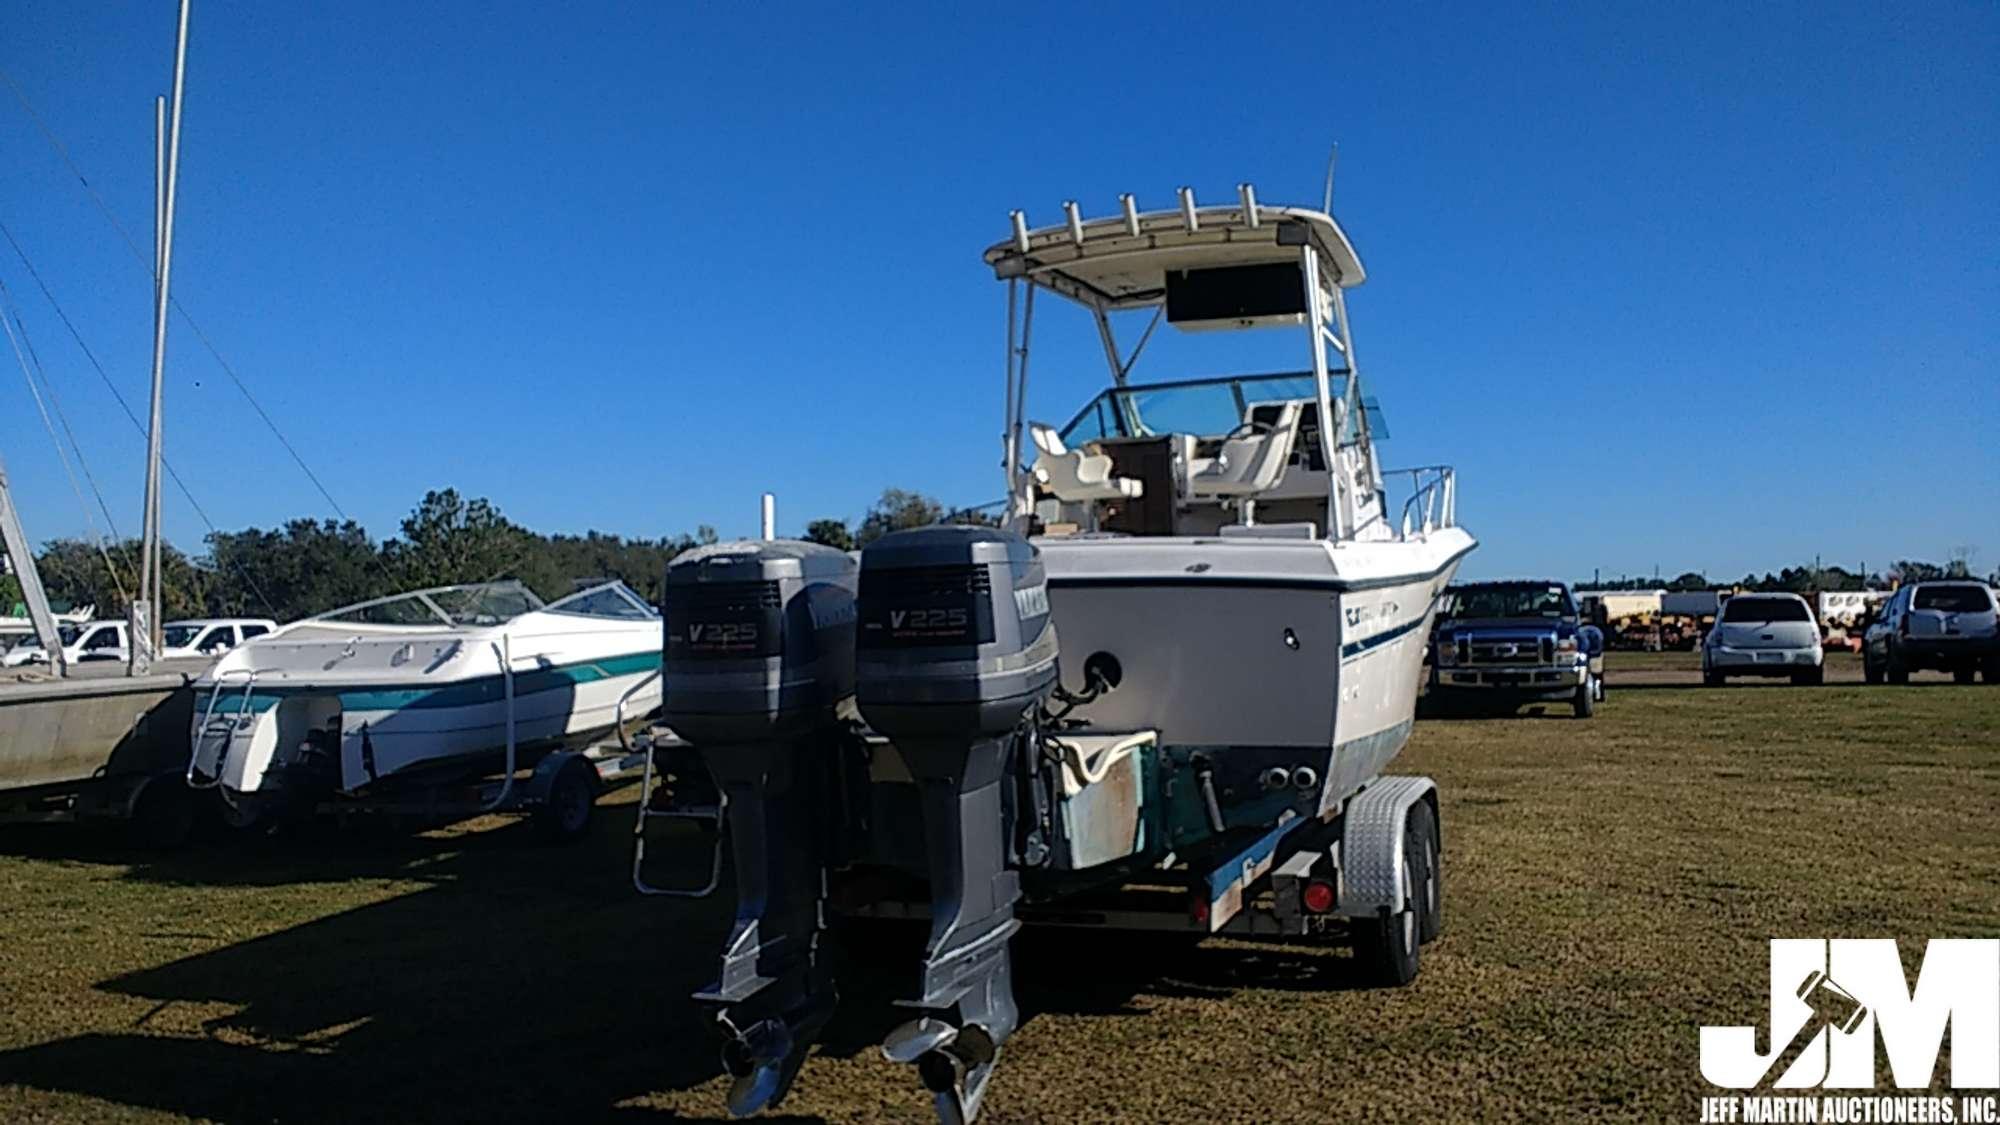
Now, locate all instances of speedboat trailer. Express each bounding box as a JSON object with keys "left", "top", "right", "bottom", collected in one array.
[{"left": 644, "top": 184, "right": 1475, "bottom": 1121}]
